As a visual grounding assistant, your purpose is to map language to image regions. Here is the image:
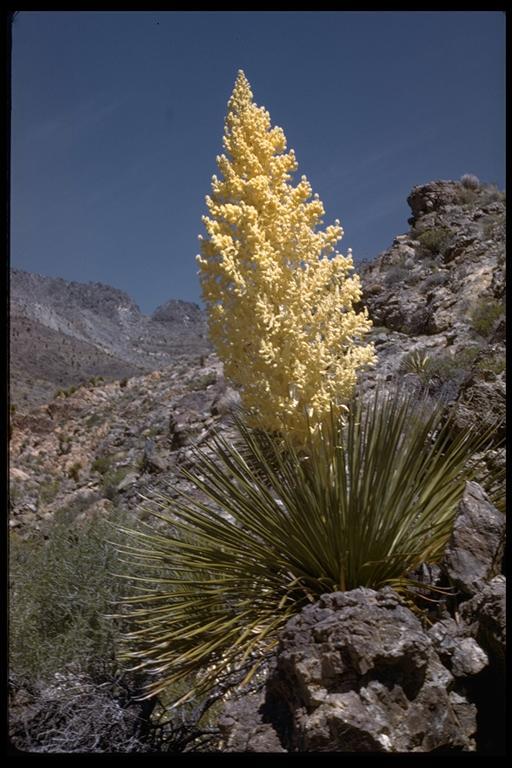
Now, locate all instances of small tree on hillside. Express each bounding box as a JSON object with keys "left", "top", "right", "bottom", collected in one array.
[{"left": 197, "top": 70, "right": 375, "bottom": 442}]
